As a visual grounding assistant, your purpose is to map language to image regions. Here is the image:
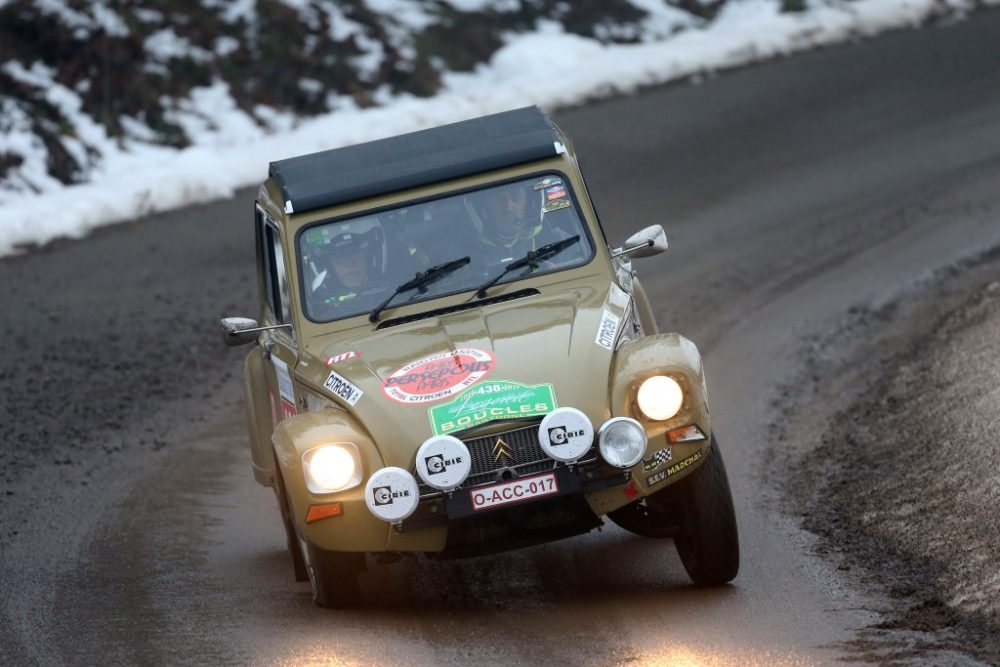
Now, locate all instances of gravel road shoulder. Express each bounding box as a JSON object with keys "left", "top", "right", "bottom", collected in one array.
[{"left": 772, "top": 248, "right": 1000, "bottom": 665}]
